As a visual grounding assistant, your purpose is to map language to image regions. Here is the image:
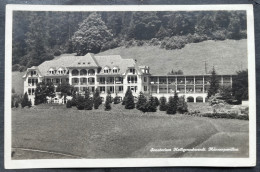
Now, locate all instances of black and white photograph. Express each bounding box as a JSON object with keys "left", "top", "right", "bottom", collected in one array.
[{"left": 4, "top": 4, "right": 256, "bottom": 168}]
